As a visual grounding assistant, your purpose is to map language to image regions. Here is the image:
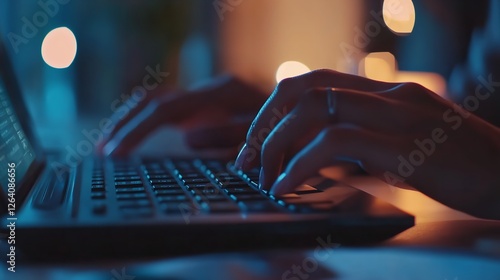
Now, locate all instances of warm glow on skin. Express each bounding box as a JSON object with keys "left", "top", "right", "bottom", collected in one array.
[
  {"left": 383, "top": 0, "right": 416, "bottom": 35},
  {"left": 276, "top": 61, "right": 311, "bottom": 83},
  {"left": 41, "top": 27, "right": 77, "bottom": 69}
]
